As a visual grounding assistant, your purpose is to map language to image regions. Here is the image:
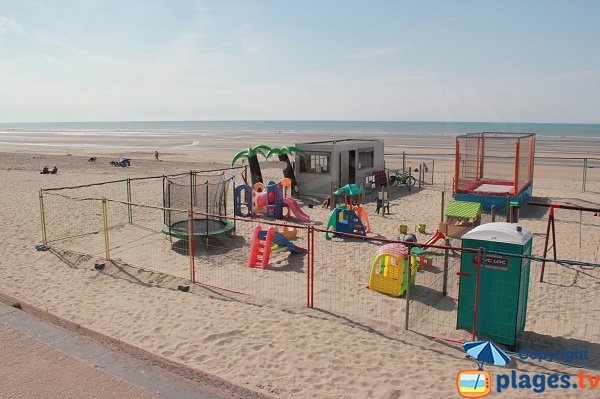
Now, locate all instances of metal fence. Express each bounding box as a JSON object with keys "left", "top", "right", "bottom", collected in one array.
[
  {"left": 38, "top": 167, "right": 600, "bottom": 370},
  {"left": 385, "top": 152, "right": 600, "bottom": 192}
]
